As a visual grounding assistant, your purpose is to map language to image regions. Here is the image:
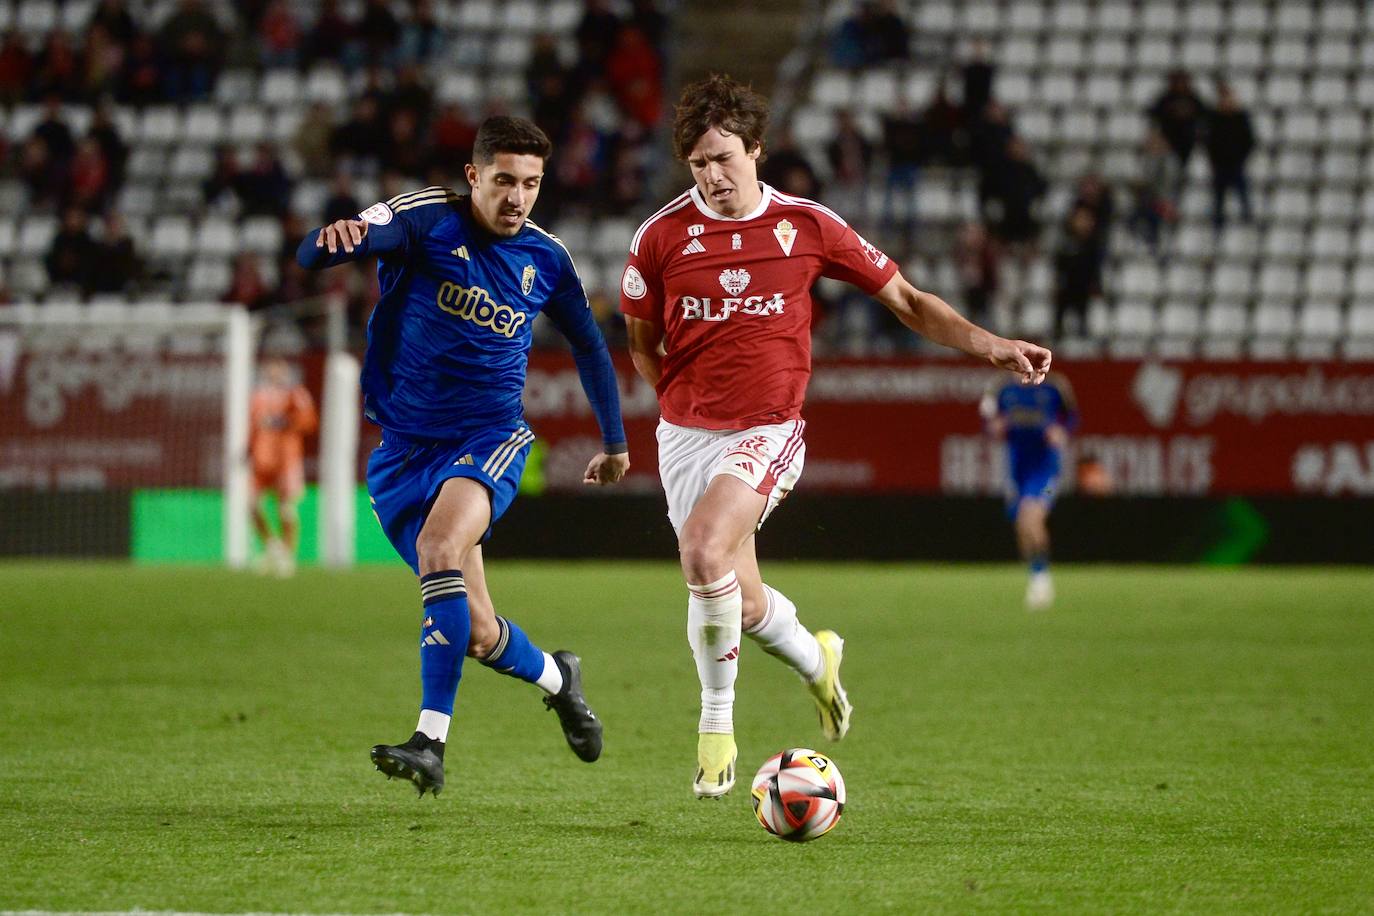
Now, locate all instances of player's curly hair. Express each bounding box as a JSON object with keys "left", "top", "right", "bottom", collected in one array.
[
  {"left": 672, "top": 74, "right": 770, "bottom": 161},
  {"left": 472, "top": 116, "right": 553, "bottom": 164}
]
